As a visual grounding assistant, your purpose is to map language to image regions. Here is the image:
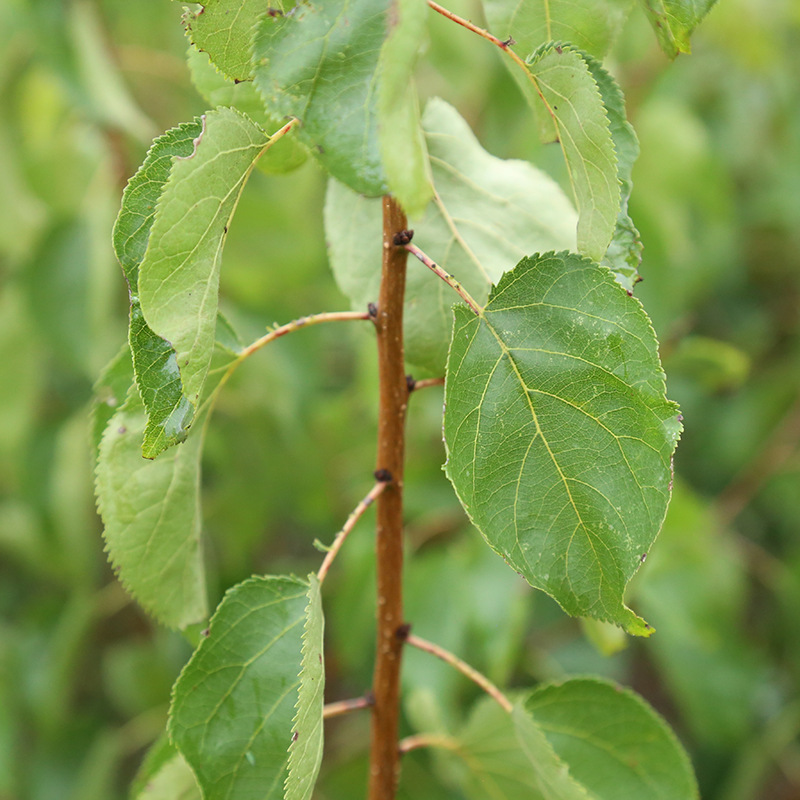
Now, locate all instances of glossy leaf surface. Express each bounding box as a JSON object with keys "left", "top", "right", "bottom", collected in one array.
[
  {"left": 169, "top": 576, "right": 309, "bottom": 800},
  {"left": 523, "top": 44, "right": 619, "bottom": 261},
  {"left": 285, "top": 576, "right": 325, "bottom": 800},
  {"left": 183, "top": 0, "right": 268, "bottom": 81},
  {"left": 136, "top": 108, "right": 269, "bottom": 457},
  {"left": 252, "top": 0, "right": 392, "bottom": 195},
  {"left": 483, "top": 0, "right": 629, "bottom": 58},
  {"left": 638, "top": 0, "right": 718, "bottom": 57},
  {"left": 444, "top": 252, "right": 681, "bottom": 634},
  {"left": 326, "top": 98, "right": 576, "bottom": 374},
  {"left": 525, "top": 678, "right": 699, "bottom": 799}
]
